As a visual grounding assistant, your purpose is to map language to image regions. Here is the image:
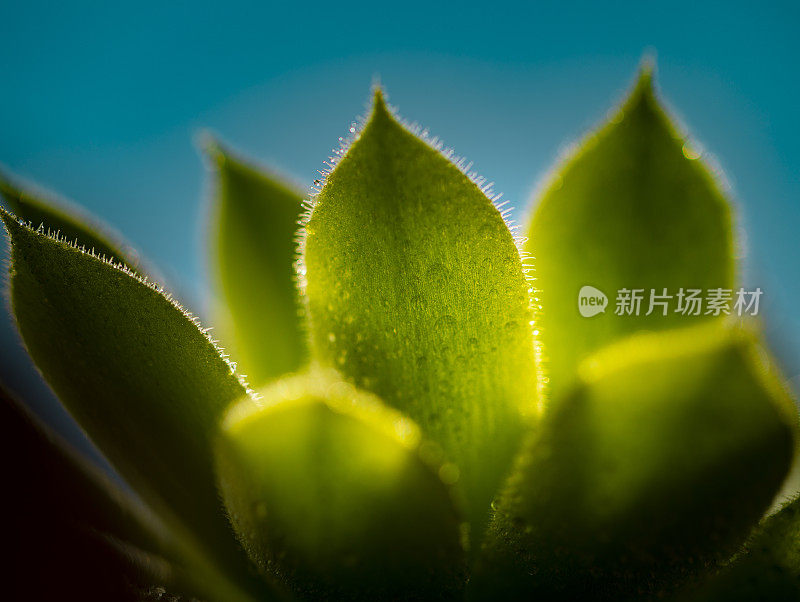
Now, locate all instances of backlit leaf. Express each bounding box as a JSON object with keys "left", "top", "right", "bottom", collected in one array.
[
  {"left": 0, "top": 208, "right": 275, "bottom": 599},
  {"left": 0, "top": 170, "right": 142, "bottom": 273},
  {"left": 474, "top": 324, "right": 797, "bottom": 601},
  {"left": 215, "top": 370, "right": 466, "bottom": 600},
  {"left": 525, "top": 66, "right": 734, "bottom": 402},
  {"left": 205, "top": 141, "right": 307, "bottom": 386},
  {"left": 303, "top": 90, "right": 540, "bottom": 537}
]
